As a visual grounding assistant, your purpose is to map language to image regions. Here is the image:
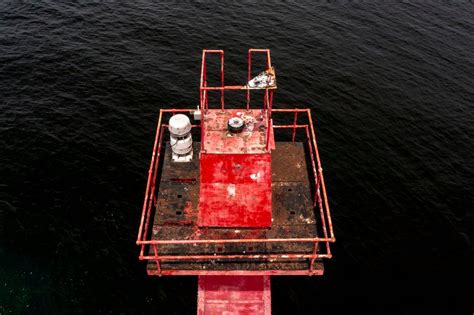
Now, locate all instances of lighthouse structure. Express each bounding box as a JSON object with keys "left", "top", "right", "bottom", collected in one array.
[{"left": 136, "top": 49, "right": 335, "bottom": 314}]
